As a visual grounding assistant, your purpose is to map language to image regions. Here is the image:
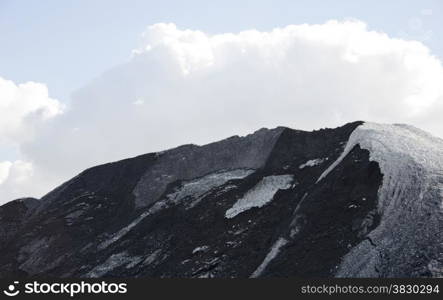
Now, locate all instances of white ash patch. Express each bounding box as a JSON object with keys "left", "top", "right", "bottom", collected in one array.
[
  {"left": 85, "top": 252, "right": 132, "bottom": 277},
  {"left": 192, "top": 245, "right": 209, "bottom": 254},
  {"left": 125, "top": 256, "right": 144, "bottom": 269},
  {"left": 225, "top": 175, "right": 294, "bottom": 219},
  {"left": 97, "top": 210, "right": 151, "bottom": 250},
  {"left": 198, "top": 272, "right": 214, "bottom": 278},
  {"left": 317, "top": 122, "right": 443, "bottom": 277},
  {"left": 428, "top": 259, "right": 443, "bottom": 277},
  {"left": 299, "top": 158, "right": 327, "bottom": 169},
  {"left": 142, "top": 249, "right": 162, "bottom": 266},
  {"left": 167, "top": 169, "right": 254, "bottom": 209},
  {"left": 65, "top": 209, "right": 86, "bottom": 225},
  {"left": 226, "top": 240, "right": 241, "bottom": 248},
  {"left": 250, "top": 237, "right": 288, "bottom": 278}
]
